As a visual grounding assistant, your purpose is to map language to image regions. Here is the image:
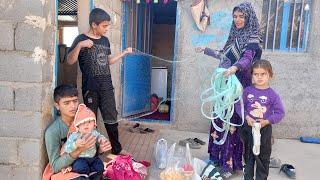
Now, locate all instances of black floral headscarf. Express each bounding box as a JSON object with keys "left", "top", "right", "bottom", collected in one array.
[{"left": 223, "top": 2, "right": 261, "bottom": 51}]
